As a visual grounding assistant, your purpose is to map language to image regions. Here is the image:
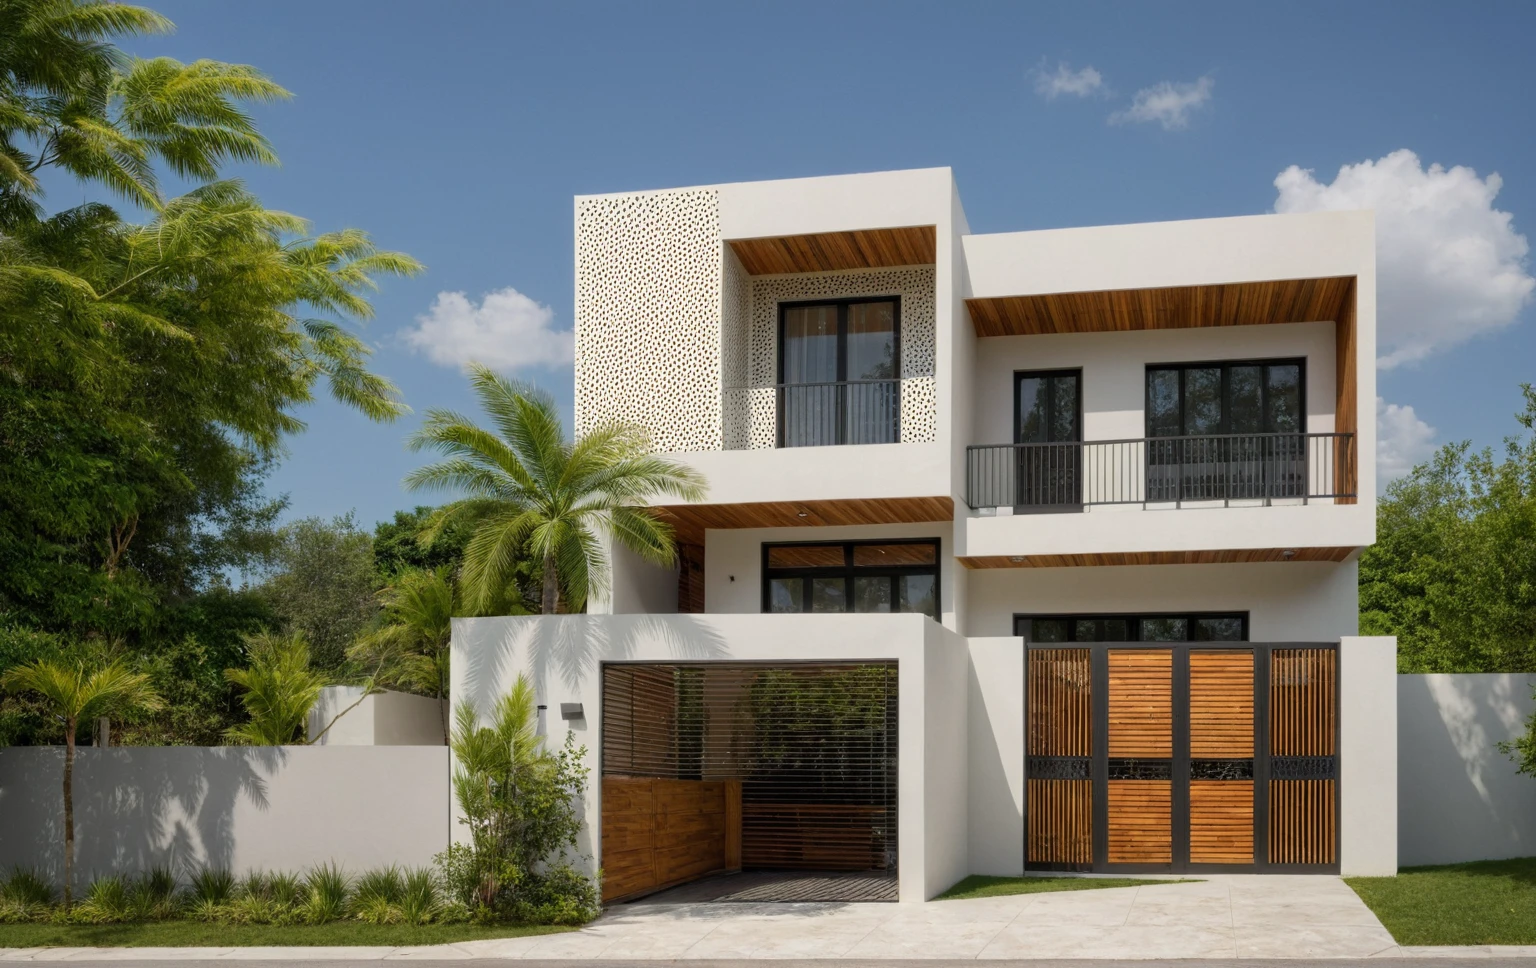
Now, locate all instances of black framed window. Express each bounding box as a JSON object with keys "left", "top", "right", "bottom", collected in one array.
[
  {"left": 1014, "top": 612, "right": 1248, "bottom": 642},
  {"left": 1146, "top": 359, "right": 1304, "bottom": 438},
  {"left": 764, "top": 539, "right": 939, "bottom": 619},
  {"left": 1145, "top": 359, "right": 1306, "bottom": 502},
  {"left": 778, "top": 297, "right": 900, "bottom": 447},
  {"left": 1014, "top": 369, "right": 1082, "bottom": 508}
]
